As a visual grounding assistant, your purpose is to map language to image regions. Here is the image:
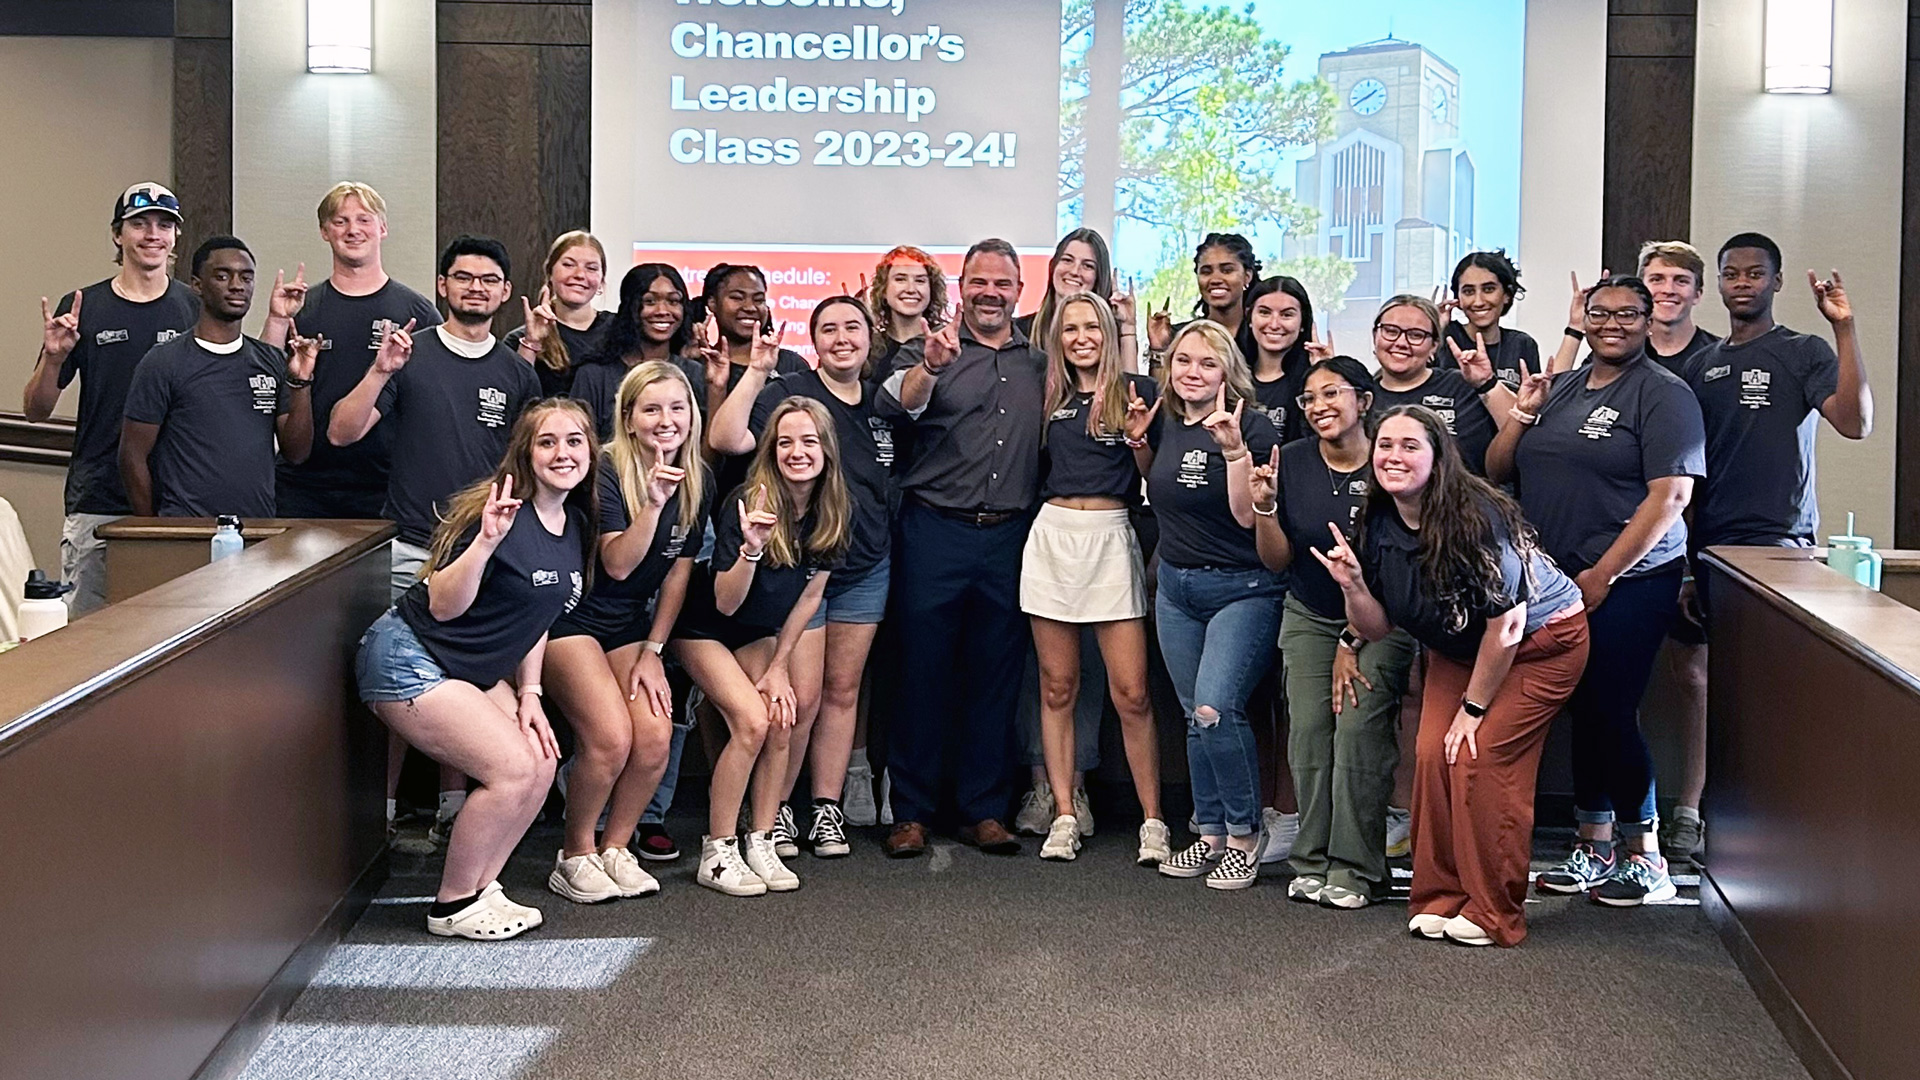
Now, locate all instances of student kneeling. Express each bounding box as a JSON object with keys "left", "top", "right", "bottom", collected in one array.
[{"left": 354, "top": 400, "right": 598, "bottom": 940}]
